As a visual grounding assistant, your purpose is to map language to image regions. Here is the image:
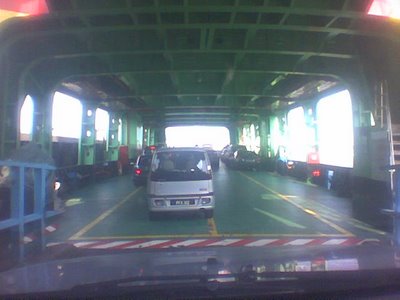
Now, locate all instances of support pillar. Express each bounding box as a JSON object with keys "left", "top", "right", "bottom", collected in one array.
[
  {"left": 32, "top": 93, "right": 53, "bottom": 155},
  {"left": 127, "top": 113, "right": 142, "bottom": 159},
  {"left": 107, "top": 112, "right": 120, "bottom": 162},
  {"left": 79, "top": 103, "right": 96, "bottom": 165},
  {"left": 259, "top": 118, "right": 269, "bottom": 158},
  {"left": 229, "top": 123, "right": 240, "bottom": 145},
  {"left": 154, "top": 125, "right": 166, "bottom": 145}
]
